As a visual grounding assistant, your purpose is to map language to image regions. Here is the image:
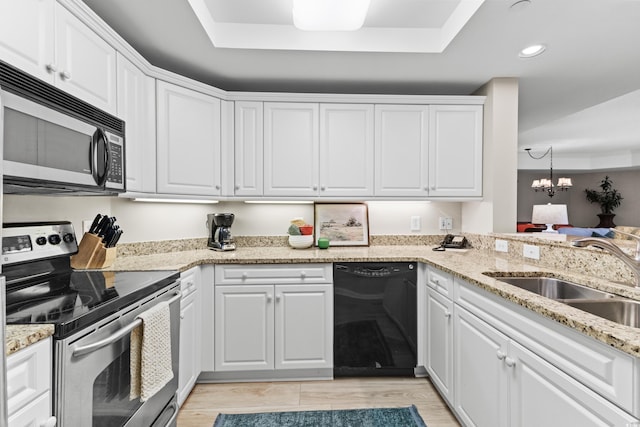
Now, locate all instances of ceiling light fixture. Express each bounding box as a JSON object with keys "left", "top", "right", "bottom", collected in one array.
[
  {"left": 525, "top": 146, "right": 572, "bottom": 198},
  {"left": 292, "top": 0, "right": 371, "bottom": 31},
  {"left": 519, "top": 44, "right": 546, "bottom": 58}
]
